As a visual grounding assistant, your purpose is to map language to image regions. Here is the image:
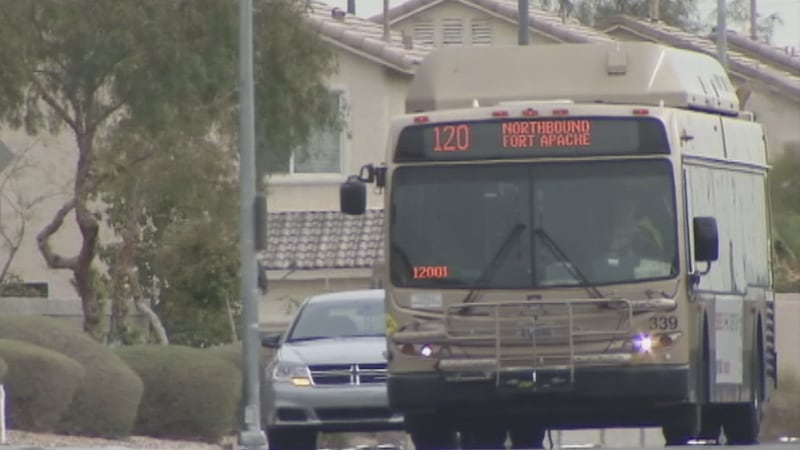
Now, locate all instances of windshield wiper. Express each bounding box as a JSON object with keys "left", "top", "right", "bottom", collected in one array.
[
  {"left": 462, "top": 223, "right": 527, "bottom": 305},
  {"left": 534, "top": 227, "right": 603, "bottom": 299}
]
